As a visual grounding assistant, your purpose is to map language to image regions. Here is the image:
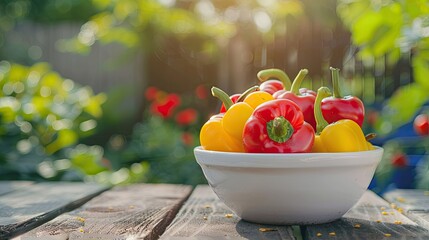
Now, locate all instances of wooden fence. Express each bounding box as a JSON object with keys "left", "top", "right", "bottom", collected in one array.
[{"left": 7, "top": 22, "right": 145, "bottom": 128}]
